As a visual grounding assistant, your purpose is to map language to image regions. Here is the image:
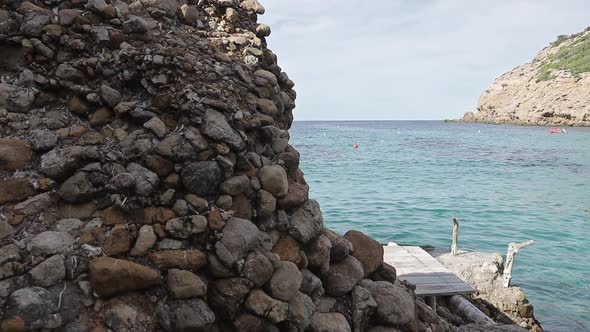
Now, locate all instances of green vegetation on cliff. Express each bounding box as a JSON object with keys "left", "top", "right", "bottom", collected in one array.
[{"left": 537, "top": 31, "right": 590, "bottom": 81}]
